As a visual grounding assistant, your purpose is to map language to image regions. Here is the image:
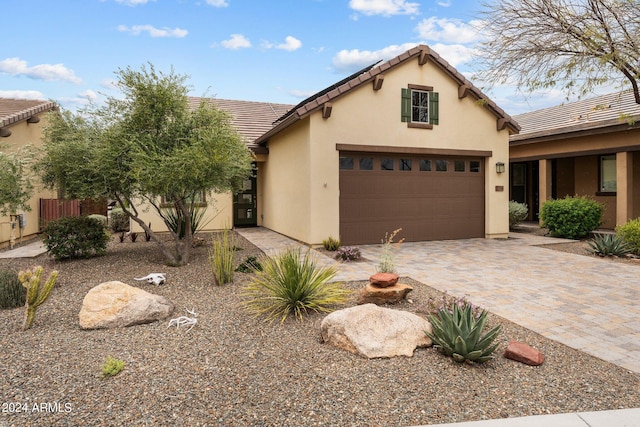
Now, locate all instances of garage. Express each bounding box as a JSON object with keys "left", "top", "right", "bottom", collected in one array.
[{"left": 339, "top": 151, "right": 486, "bottom": 245}]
